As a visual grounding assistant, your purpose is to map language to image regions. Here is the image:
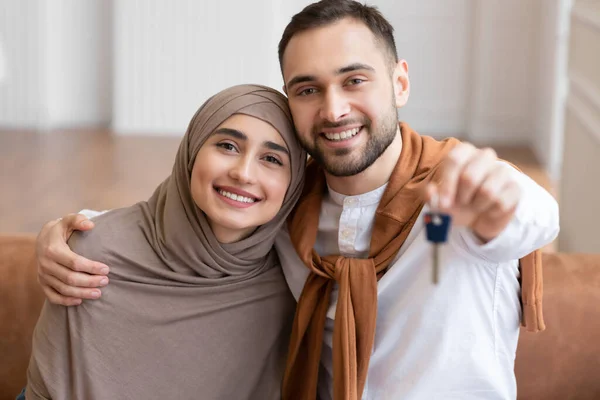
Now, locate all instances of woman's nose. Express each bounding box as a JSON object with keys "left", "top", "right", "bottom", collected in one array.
[{"left": 228, "top": 157, "right": 256, "bottom": 184}]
